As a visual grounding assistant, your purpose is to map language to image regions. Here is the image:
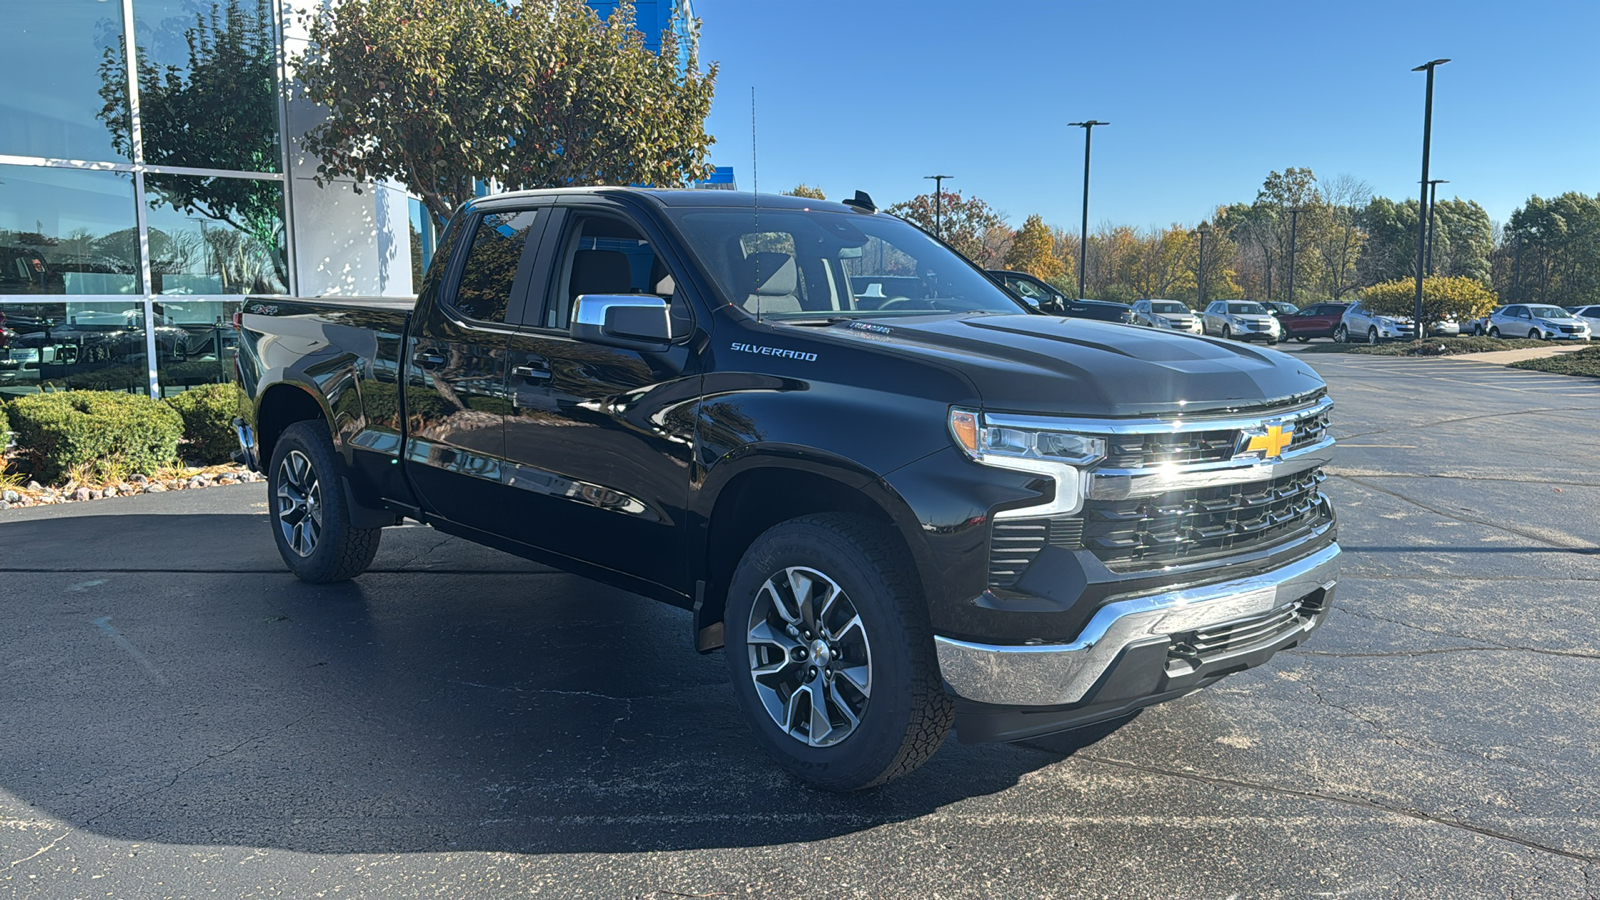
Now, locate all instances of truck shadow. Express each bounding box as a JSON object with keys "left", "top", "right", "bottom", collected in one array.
[{"left": 0, "top": 511, "right": 1122, "bottom": 855}]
